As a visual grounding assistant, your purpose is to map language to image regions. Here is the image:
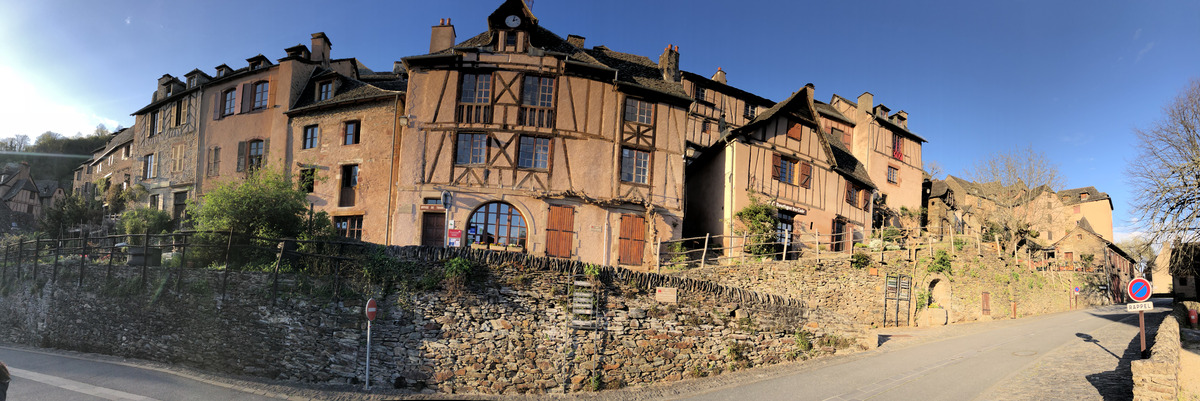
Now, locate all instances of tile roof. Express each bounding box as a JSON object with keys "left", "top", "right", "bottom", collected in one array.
[
  {"left": 680, "top": 71, "right": 773, "bottom": 106},
  {"left": 1056, "top": 186, "right": 1111, "bottom": 206},
  {"left": 288, "top": 68, "right": 403, "bottom": 115}
]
